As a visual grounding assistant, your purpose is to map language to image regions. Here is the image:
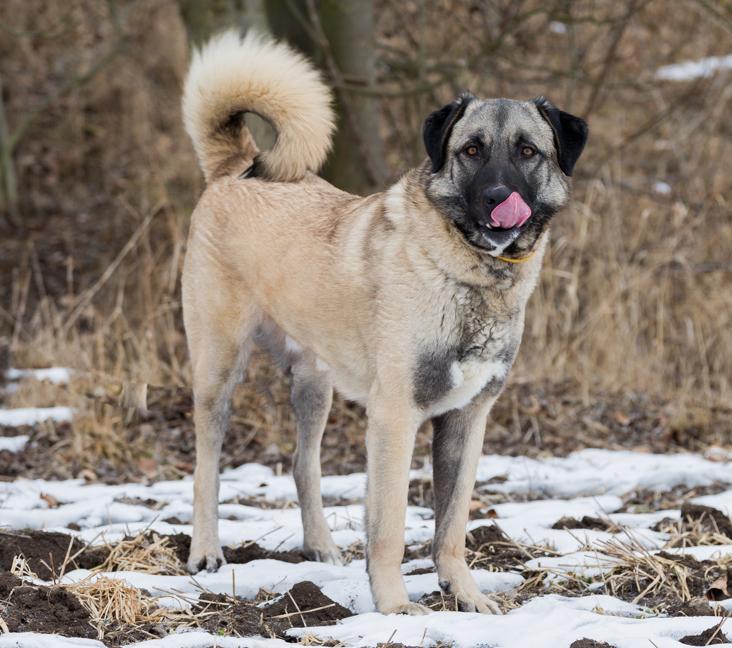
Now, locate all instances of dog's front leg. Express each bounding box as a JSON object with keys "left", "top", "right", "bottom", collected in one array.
[
  {"left": 432, "top": 400, "right": 501, "bottom": 613},
  {"left": 365, "top": 396, "right": 428, "bottom": 615}
]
